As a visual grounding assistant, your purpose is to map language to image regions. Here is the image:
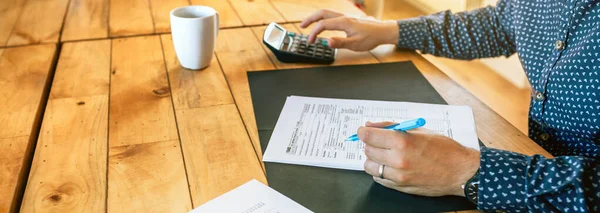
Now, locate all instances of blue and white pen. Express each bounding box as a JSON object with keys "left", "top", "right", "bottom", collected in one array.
[{"left": 345, "top": 118, "right": 427, "bottom": 142}]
